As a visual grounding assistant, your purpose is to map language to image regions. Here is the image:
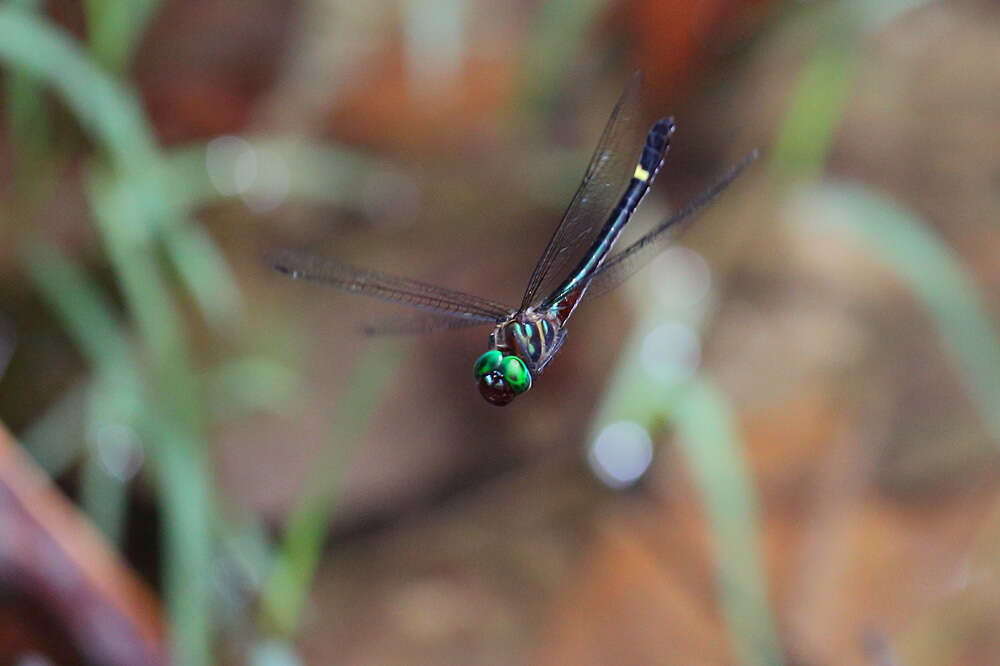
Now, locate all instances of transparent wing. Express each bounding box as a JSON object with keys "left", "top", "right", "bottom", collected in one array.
[
  {"left": 582, "top": 149, "right": 758, "bottom": 301},
  {"left": 267, "top": 248, "right": 512, "bottom": 321},
  {"left": 360, "top": 313, "right": 495, "bottom": 336},
  {"left": 518, "top": 72, "right": 645, "bottom": 311}
]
